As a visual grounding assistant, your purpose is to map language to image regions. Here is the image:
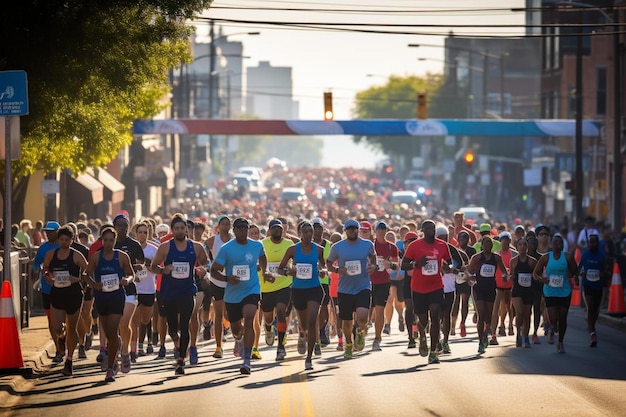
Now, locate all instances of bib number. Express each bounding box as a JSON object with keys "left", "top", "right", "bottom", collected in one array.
[
  {"left": 233, "top": 265, "right": 250, "bottom": 281},
  {"left": 101, "top": 273, "right": 120, "bottom": 293},
  {"left": 548, "top": 275, "right": 564, "bottom": 288},
  {"left": 135, "top": 266, "right": 147, "bottom": 282},
  {"left": 376, "top": 256, "right": 385, "bottom": 272},
  {"left": 422, "top": 259, "right": 438, "bottom": 276},
  {"left": 480, "top": 264, "right": 496, "bottom": 278},
  {"left": 586, "top": 269, "right": 600, "bottom": 282},
  {"left": 268, "top": 262, "right": 280, "bottom": 276},
  {"left": 53, "top": 270, "right": 71, "bottom": 288},
  {"left": 171, "top": 262, "right": 190, "bottom": 279},
  {"left": 455, "top": 272, "right": 466, "bottom": 285},
  {"left": 518, "top": 273, "right": 532, "bottom": 288},
  {"left": 345, "top": 260, "right": 361, "bottom": 276},
  {"left": 296, "top": 264, "right": 313, "bottom": 279}
]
